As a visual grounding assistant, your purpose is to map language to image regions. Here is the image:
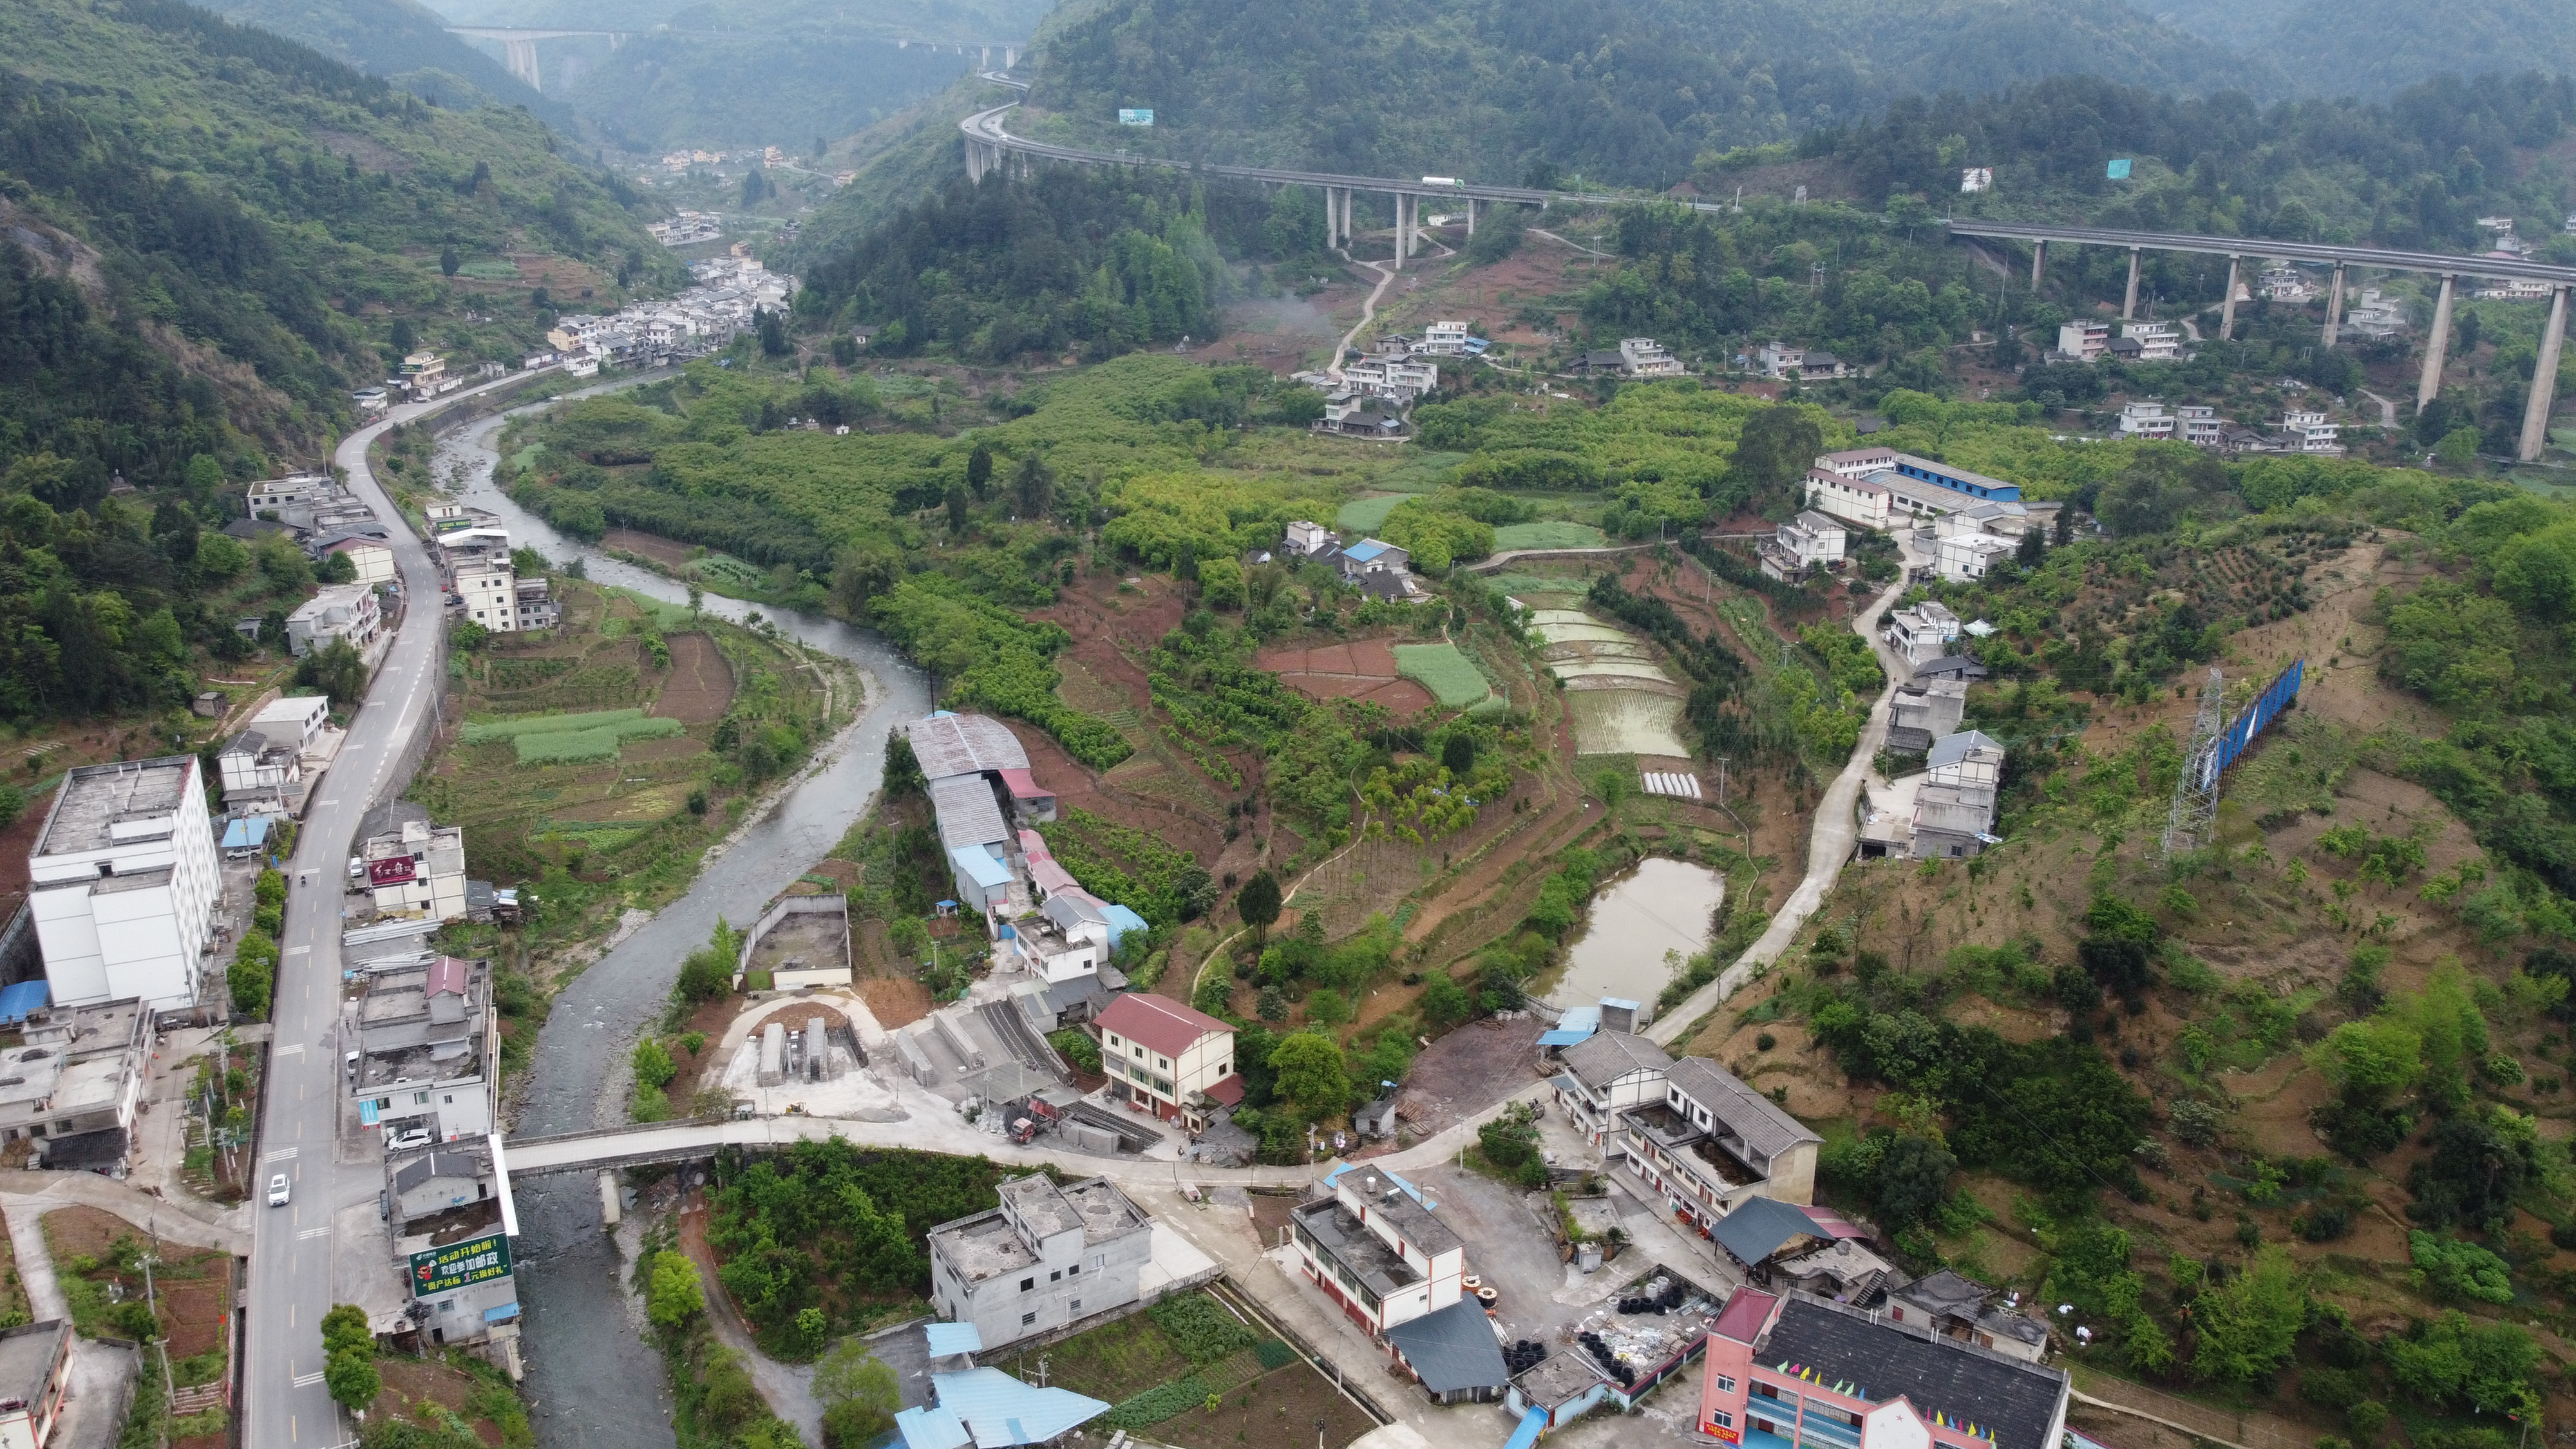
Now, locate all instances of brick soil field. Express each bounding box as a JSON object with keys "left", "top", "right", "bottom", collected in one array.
[
  {"left": 603, "top": 526, "right": 699, "bottom": 569},
  {"left": 43, "top": 1206, "right": 231, "bottom": 1428},
  {"left": 1251, "top": 638, "right": 1433, "bottom": 713},
  {"left": 656, "top": 630, "right": 737, "bottom": 724}
]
